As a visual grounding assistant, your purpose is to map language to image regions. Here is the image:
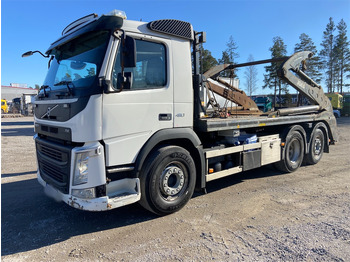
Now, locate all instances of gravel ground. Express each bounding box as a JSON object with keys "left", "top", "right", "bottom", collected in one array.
[{"left": 1, "top": 116, "right": 350, "bottom": 261}]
